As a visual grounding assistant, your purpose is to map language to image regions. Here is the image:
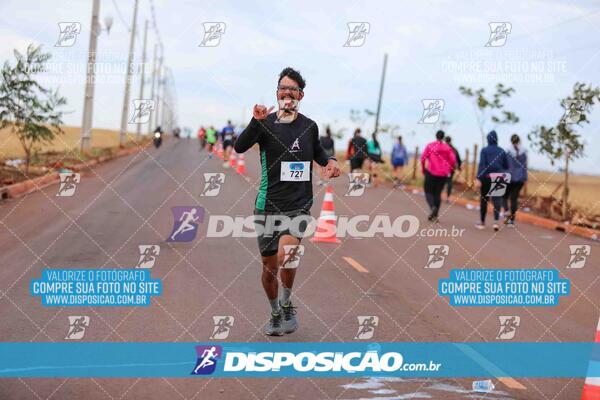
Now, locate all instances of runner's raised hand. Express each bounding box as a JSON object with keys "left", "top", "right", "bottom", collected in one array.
[{"left": 253, "top": 104, "right": 274, "bottom": 120}]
